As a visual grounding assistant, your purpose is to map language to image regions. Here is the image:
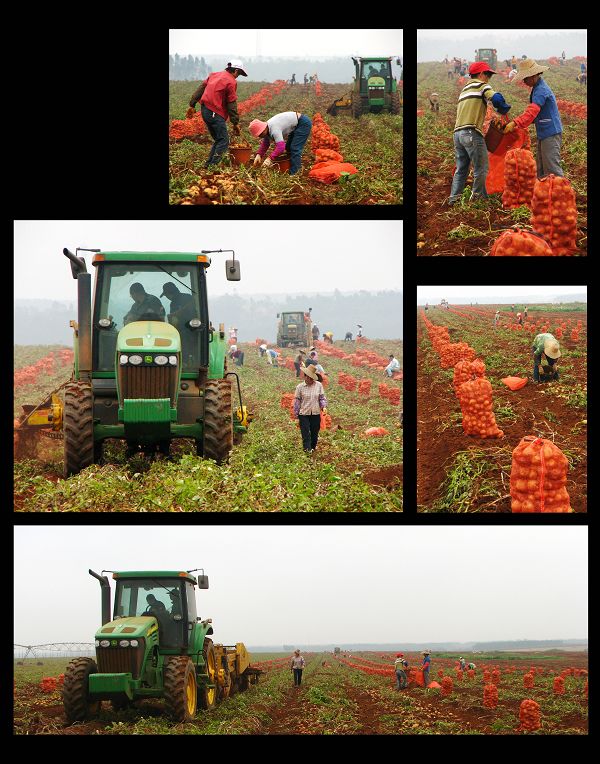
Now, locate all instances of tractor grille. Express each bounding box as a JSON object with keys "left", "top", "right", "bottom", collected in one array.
[
  {"left": 119, "top": 365, "right": 177, "bottom": 404},
  {"left": 96, "top": 646, "right": 144, "bottom": 679},
  {"left": 368, "top": 87, "right": 384, "bottom": 99}
]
